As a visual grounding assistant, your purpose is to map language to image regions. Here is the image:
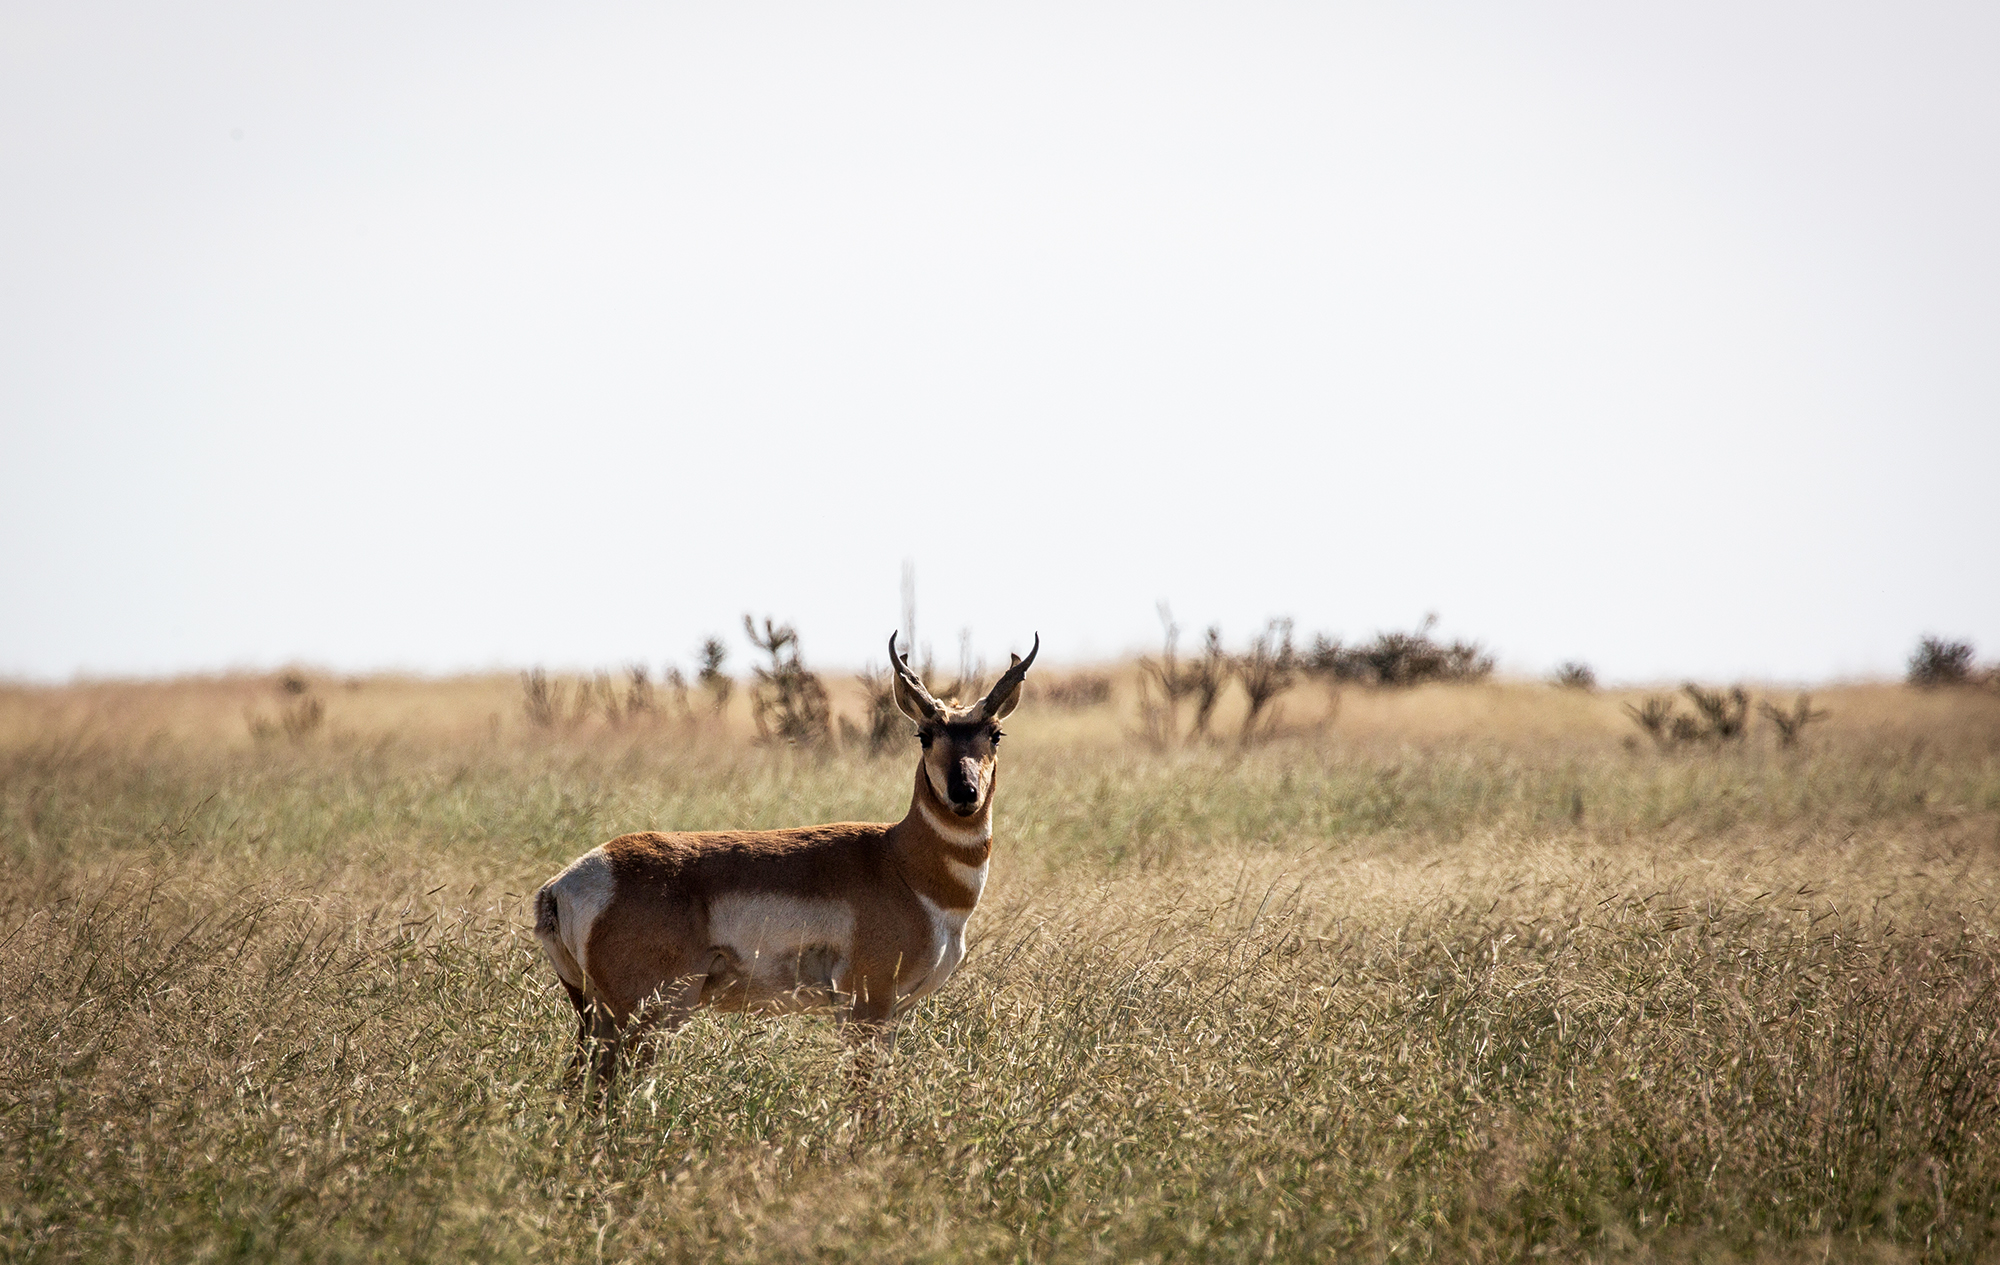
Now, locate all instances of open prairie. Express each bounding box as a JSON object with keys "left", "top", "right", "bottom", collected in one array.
[{"left": 2, "top": 671, "right": 1998, "bottom": 1262}]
